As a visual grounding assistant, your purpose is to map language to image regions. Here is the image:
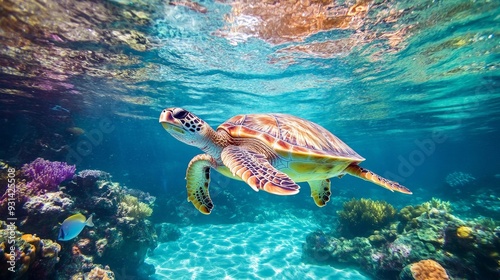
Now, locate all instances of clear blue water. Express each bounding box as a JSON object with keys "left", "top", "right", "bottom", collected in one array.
[{"left": 0, "top": 0, "right": 499, "bottom": 279}]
